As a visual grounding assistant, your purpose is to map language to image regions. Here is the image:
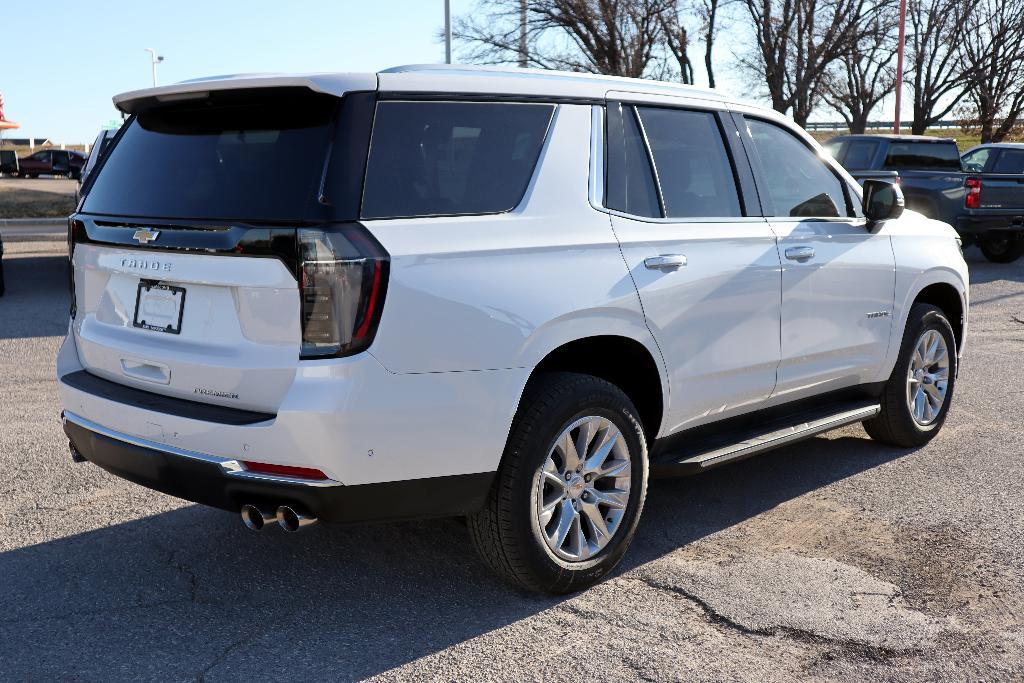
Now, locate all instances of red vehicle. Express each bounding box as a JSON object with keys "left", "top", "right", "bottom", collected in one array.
[{"left": 17, "top": 149, "right": 87, "bottom": 179}]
